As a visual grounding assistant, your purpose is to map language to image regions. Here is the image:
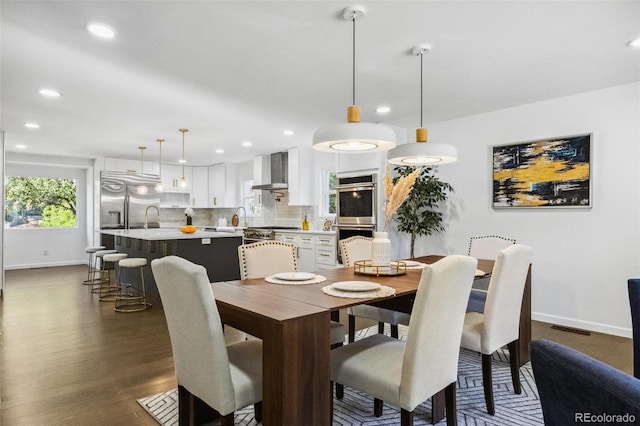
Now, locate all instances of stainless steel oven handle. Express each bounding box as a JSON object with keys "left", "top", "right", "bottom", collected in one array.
[{"left": 337, "top": 184, "right": 375, "bottom": 191}]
